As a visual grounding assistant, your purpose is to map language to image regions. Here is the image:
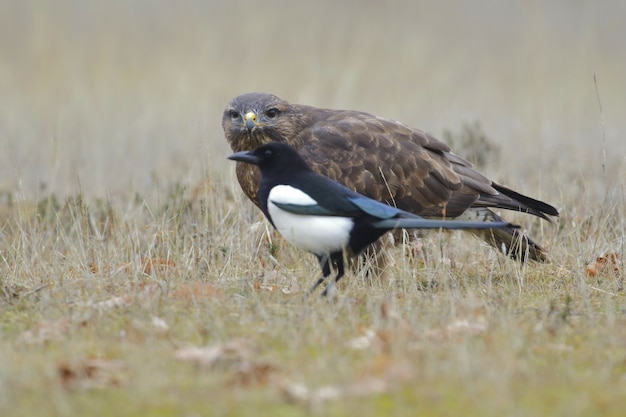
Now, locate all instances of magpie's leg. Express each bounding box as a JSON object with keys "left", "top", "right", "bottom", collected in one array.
[
  {"left": 307, "top": 254, "right": 331, "bottom": 296},
  {"left": 321, "top": 258, "right": 345, "bottom": 297},
  {"left": 334, "top": 259, "right": 346, "bottom": 284},
  {"left": 307, "top": 275, "right": 326, "bottom": 295}
]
